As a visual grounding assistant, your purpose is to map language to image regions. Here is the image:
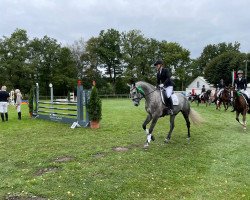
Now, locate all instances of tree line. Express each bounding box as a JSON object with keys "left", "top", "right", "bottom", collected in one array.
[{"left": 0, "top": 28, "right": 249, "bottom": 97}]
